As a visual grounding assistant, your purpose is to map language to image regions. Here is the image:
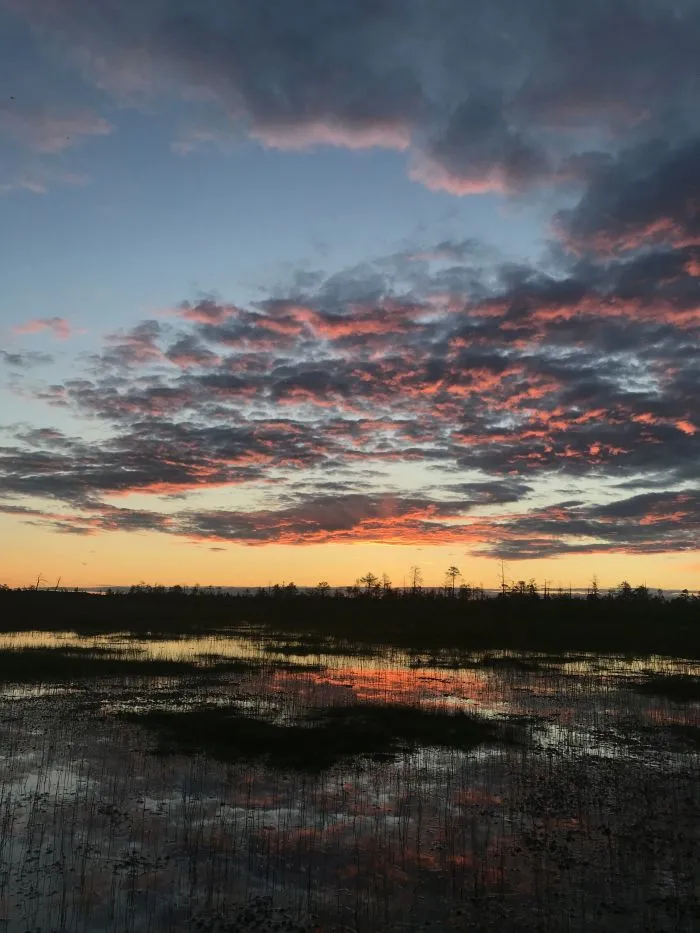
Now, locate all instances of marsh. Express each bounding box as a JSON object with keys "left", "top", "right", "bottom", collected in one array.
[{"left": 0, "top": 628, "right": 697, "bottom": 932}]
